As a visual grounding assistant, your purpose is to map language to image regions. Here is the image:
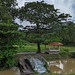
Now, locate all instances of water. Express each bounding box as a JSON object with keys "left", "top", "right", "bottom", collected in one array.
[
  {"left": 49, "top": 58, "right": 75, "bottom": 74},
  {"left": 0, "top": 58, "right": 75, "bottom": 75},
  {"left": 0, "top": 67, "right": 21, "bottom": 75}
]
